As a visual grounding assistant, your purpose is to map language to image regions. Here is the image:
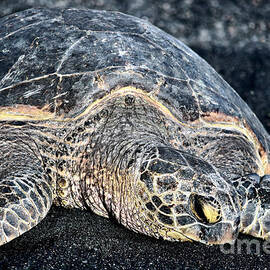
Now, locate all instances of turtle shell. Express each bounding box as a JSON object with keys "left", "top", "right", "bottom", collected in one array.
[{"left": 0, "top": 8, "right": 269, "bottom": 160}]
